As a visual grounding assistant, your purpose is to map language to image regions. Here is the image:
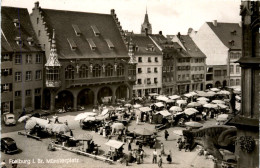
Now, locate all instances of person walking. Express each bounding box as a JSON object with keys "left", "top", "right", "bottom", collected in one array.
[
  {"left": 164, "top": 130, "right": 169, "bottom": 141},
  {"left": 158, "top": 155, "right": 163, "bottom": 168},
  {"left": 136, "top": 115, "right": 139, "bottom": 125},
  {"left": 160, "top": 143, "right": 165, "bottom": 155},
  {"left": 64, "top": 120, "right": 68, "bottom": 126},
  {"left": 128, "top": 140, "right": 132, "bottom": 151},
  {"left": 152, "top": 149, "right": 157, "bottom": 164},
  {"left": 54, "top": 115, "right": 59, "bottom": 123},
  {"left": 166, "top": 150, "right": 172, "bottom": 164},
  {"left": 149, "top": 115, "right": 153, "bottom": 124},
  {"left": 229, "top": 89, "right": 236, "bottom": 114}
]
